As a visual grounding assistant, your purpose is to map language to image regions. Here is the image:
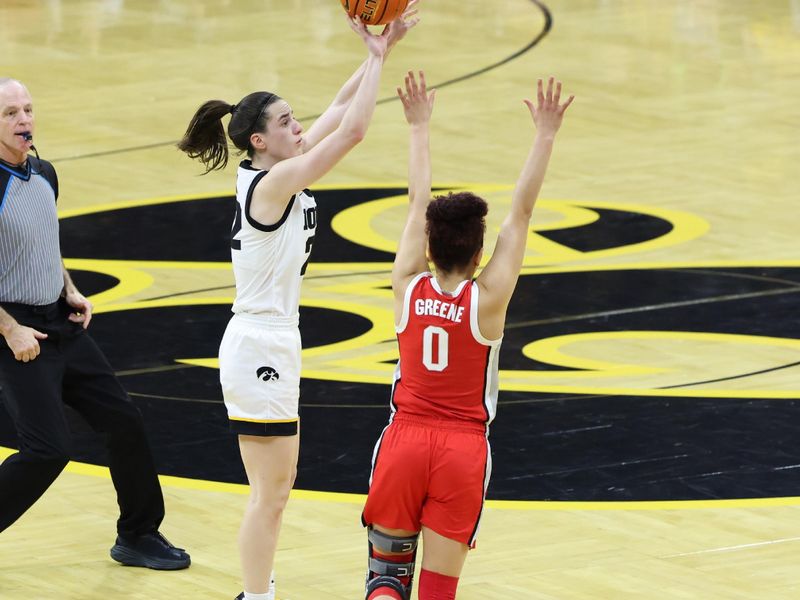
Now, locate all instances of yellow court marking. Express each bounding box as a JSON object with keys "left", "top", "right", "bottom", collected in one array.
[
  {"left": 63, "top": 259, "right": 155, "bottom": 305},
  {"left": 75, "top": 283, "right": 800, "bottom": 398},
  {"left": 523, "top": 259, "right": 800, "bottom": 274},
  {"left": 533, "top": 198, "right": 711, "bottom": 263},
  {"left": 57, "top": 183, "right": 412, "bottom": 221},
  {"left": 331, "top": 189, "right": 710, "bottom": 265},
  {"left": 58, "top": 191, "right": 800, "bottom": 397},
  {"left": 522, "top": 330, "right": 800, "bottom": 374},
  {"left": 8, "top": 0, "right": 799, "bottom": 596},
  {"left": 61, "top": 187, "right": 711, "bottom": 270},
  {"left": 56, "top": 190, "right": 230, "bottom": 219},
  {"left": 1, "top": 445, "right": 798, "bottom": 511}
]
